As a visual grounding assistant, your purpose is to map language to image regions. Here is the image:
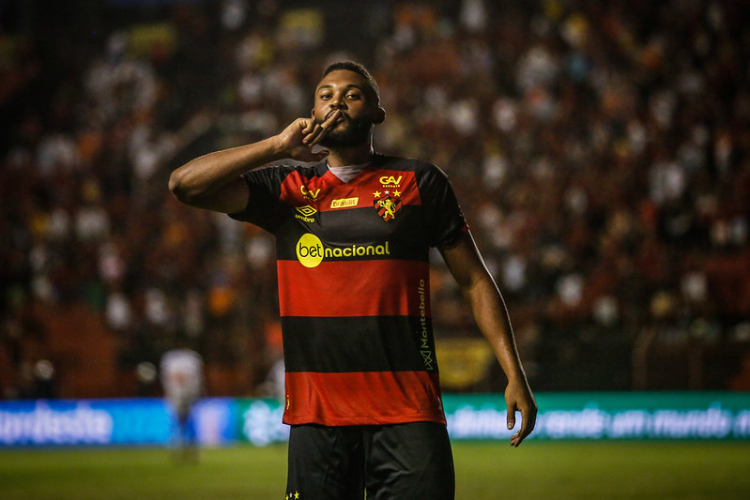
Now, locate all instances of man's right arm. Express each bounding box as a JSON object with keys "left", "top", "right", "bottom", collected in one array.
[
  {"left": 168, "top": 136, "right": 285, "bottom": 214},
  {"left": 168, "top": 112, "right": 341, "bottom": 213}
]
